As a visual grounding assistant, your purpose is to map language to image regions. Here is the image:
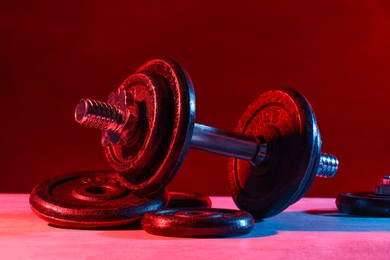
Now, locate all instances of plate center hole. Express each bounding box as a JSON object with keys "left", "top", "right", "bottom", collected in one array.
[{"left": 85, "top": 186, "right": 109, "bottom": 195}]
